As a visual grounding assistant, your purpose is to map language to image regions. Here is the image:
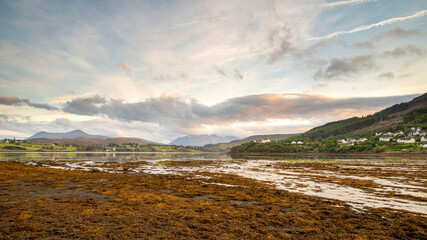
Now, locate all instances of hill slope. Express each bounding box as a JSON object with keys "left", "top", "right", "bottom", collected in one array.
[
  {"left": 301, "top": 93, "right": 427, "bottom": 139},
  {"left": 205, "top": 134, "right": 296, "bottom": 150},
  {"left": 169, "top": 135, "right": 238, "bottom": 147}
]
